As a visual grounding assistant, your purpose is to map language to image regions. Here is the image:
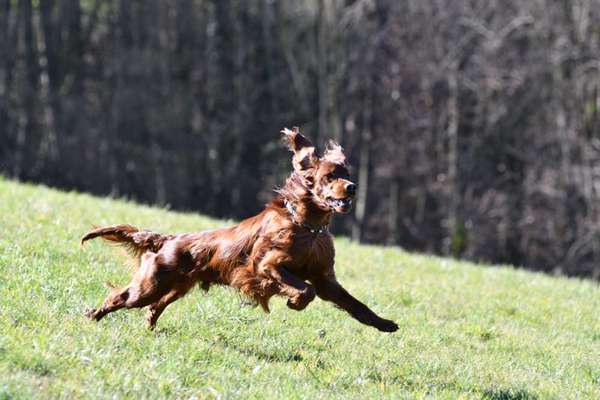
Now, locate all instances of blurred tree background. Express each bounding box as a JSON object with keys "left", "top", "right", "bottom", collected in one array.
[{"left": 1, "top": 0, "right": 600, "bottom": 278}]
